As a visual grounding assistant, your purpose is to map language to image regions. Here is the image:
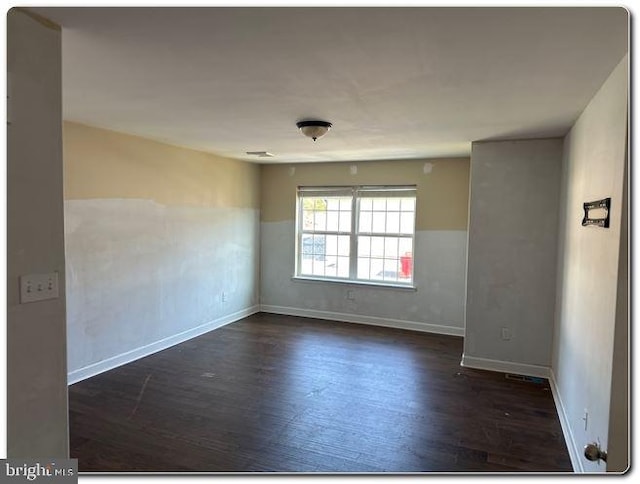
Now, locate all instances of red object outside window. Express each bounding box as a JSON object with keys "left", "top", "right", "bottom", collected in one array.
[{"left": 400, "top": 252, "right": 412, "bottom": 278}]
